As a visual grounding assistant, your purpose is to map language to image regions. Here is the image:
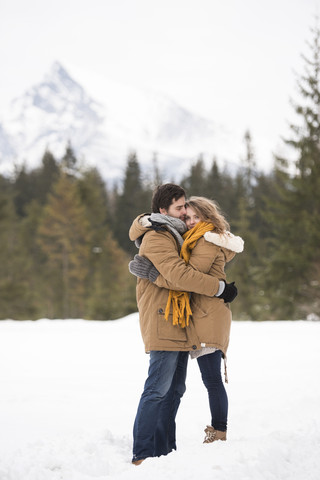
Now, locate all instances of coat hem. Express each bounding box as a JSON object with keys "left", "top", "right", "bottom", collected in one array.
[{"left": 144, "top": 345, "right": 200, "bottom": 353}]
